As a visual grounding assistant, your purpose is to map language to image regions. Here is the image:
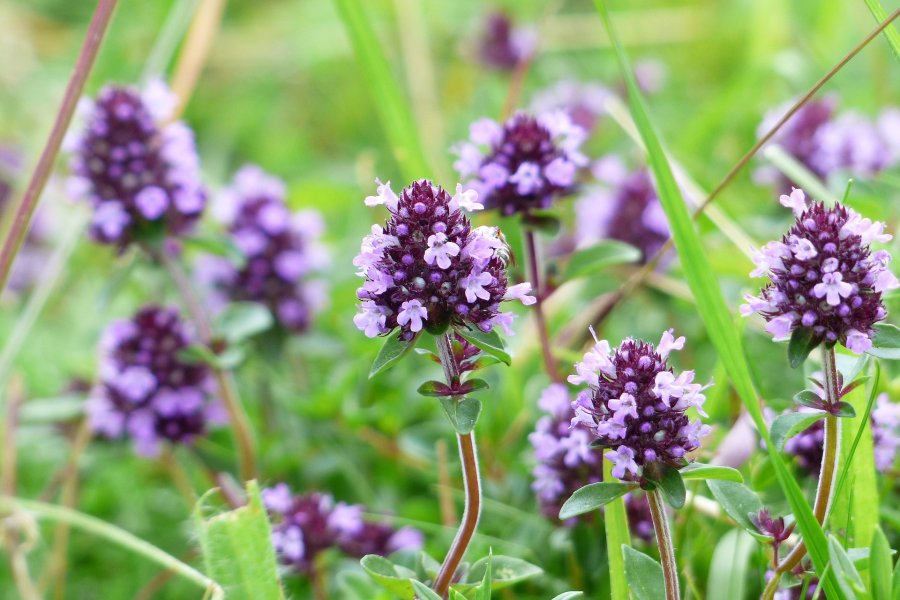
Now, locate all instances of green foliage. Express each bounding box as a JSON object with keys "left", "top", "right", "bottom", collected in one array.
[
  {"left": 679, "top": 463, "right": 744, "bottom": 483},
  {"left": 558, "top": 482, "right": 634, "bottom": 520},
  {"left": 707, "top": 530, "right": 756, "bottom": 600},
  {"left": 193, "top": 481, "right": 284, "bottom": 600},
  {"left": 869, "top": 527, "right": 892, "bottom": 600},
  {"left": 706, "top": 480, "right": 764, "bottom": 535},
  {"left": 603, "top": 462, "right": 630, "bottom": 600},
  {"left": 562, "top": 240, "right": 641, "bottom": 282},
  {"left": 621, "top": 546, "right": 665, "bottom": 600},
  {"left": 213, "top": 302, "right": 275, "bottom": 344},
  {"left": 868, "top": 323, "right": 900, "bottom": 359},
  {"left": 370, "top": 329, "right": 418, "bottom": 378},
  {"left": 770, "top": 411, "right": 828, "bottom": 451},
  {"left": 438, "top": 396, "right": 482, "bottom": 434},
  {"left": 455, "top": 327, "right": 512, "bottom": 366},
  {"left": 644, "top": 462, "right": 686, "bottom": 509},
  {"left": 788, "top": 327, "right": 819, "bottom": 369}
]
